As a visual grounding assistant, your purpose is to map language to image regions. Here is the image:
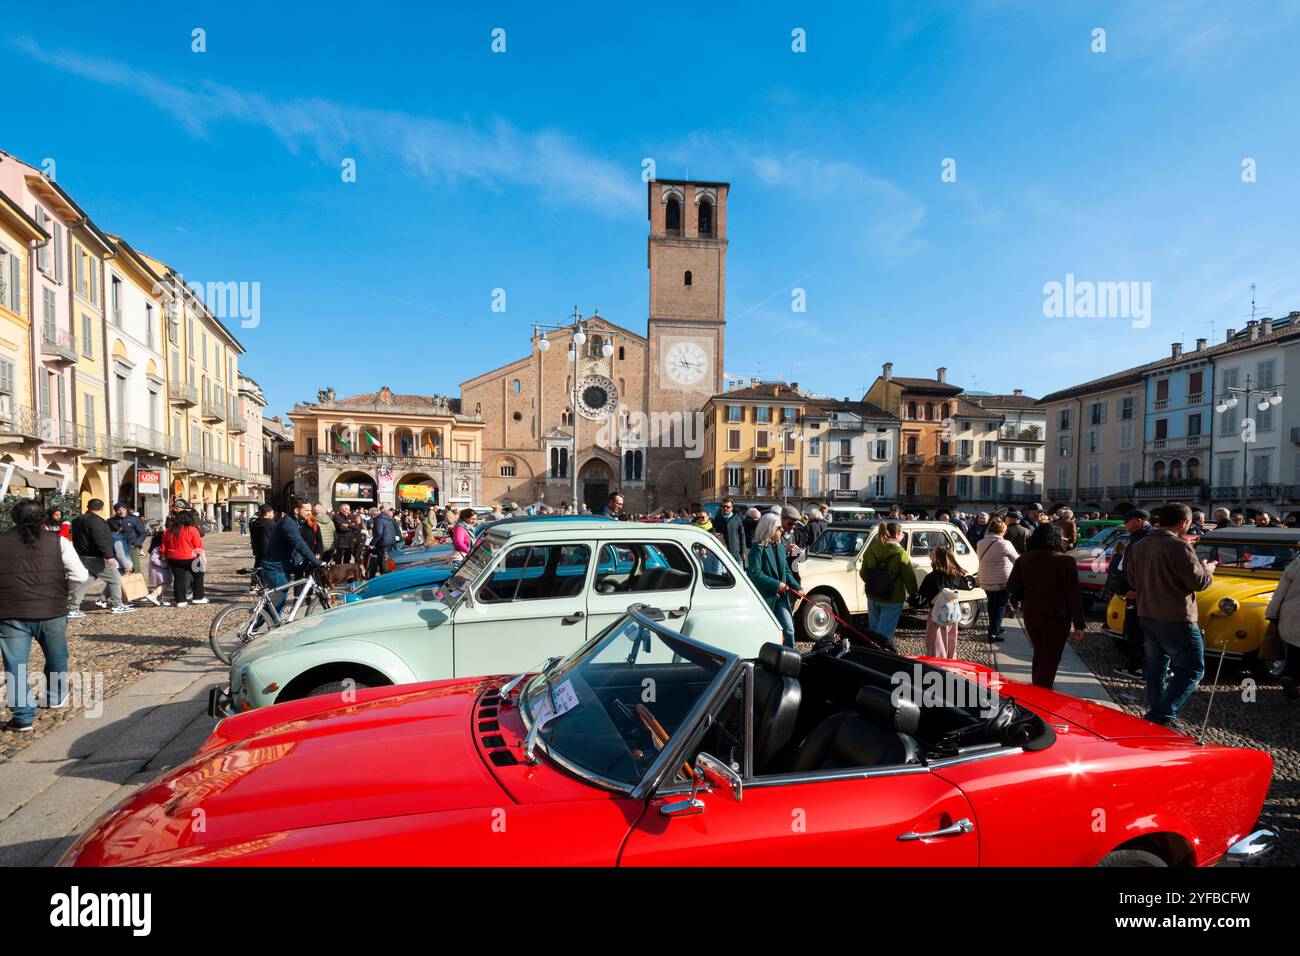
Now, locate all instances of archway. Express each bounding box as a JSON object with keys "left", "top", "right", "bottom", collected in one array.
[
  {"left": 332, "top": 470, "right": 376, "bottom": 510},
  {"left": 578, "top": 458, "right": 615, "bottom": 514},
  {"left": 396, "top": 472, "right": 439, "bottom": 511}
]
